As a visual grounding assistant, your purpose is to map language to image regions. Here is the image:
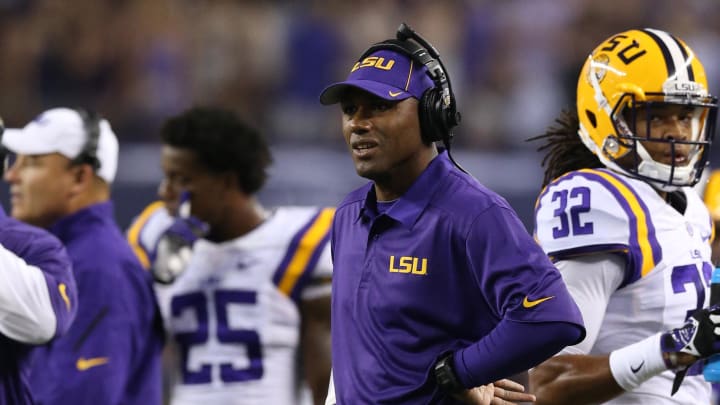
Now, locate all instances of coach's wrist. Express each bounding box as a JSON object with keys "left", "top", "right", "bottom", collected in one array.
[{"left": 434, "top": 353, "right": 464, "bottom": 395}]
